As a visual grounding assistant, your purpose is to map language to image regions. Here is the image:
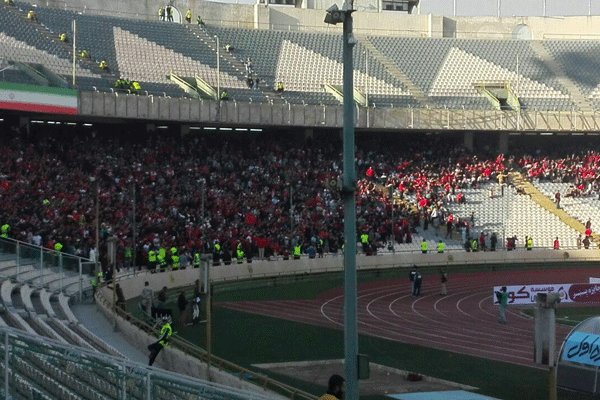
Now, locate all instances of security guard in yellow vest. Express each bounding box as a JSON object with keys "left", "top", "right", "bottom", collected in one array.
[
  {"left": 526, "top": 236, "right": 533, "bottom": 251},
  {"left": 98, "top": 60, "right": 109, "bottom": 71},
  {"left": 131, "top": 81, "right": 141, "bottom": 93},
  {"left": 0, "top": 223, "right": 9, "bottom": 238},
  {"left": 193, "top": 252, "right": 201, "bottom": 268},
  {"left": 54, "top": 242, "right": 63, "bottom": 252},
  {"left": 185, "top": 9, "right": 192, "bottom": 23},
  {"left": 148, "top": 315, "right": 172, "bottom": 366},
  {"left": 124, "top": 247, "right": 133, "bottom": 267},
  {"left": 470, "top": 238, "right": 478, "bottom": 252},
  {"left": 157, "top": 247, "right": 167, "bottom": 272},
  {"left": 236, "top": 247, "right": 245, "bottom": 264},
  {"left": 97, "top": 270, "right": 103, "bottom": 284},
  {"left": 158, "top": 6, "right": 165, "bottom": 21},
  {"left": 170, "top": 247, "right": 179, "bottom": 270},
  {"left": 360, "top": 232, "right": 369, "bottom": 253},
  {"left": 27, "top": 10, "right": 37, "bottom": 21},
  {"left": 420, "top": 239, "right": 428, "bottom": 254},
  {"left": 148, "top": 249, "right": 157, "bottom": 271},
  {"left": 437, "top": 240, "right": 445, "bottom": 254},
  {"left": 59, "top": 33, "right": 67, "bottom": 42},
  {"left": 293, "top": 244, "right": 302, "bottom": 260}
]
